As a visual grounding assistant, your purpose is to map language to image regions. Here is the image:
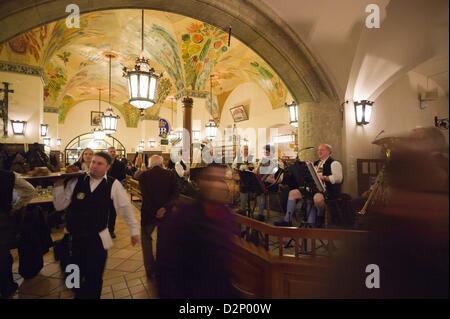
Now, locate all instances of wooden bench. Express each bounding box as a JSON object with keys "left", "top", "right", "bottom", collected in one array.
[{"left": 125, "top": 175, "right": 142, "bottom": 201}]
